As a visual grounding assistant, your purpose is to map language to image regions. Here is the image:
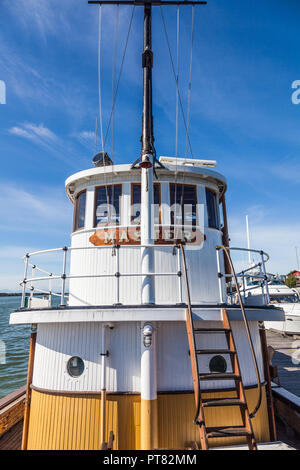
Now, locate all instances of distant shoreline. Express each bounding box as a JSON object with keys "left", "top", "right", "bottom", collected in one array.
[{"left": 0, "top": 293, "right": 22, "bottom": 297}]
